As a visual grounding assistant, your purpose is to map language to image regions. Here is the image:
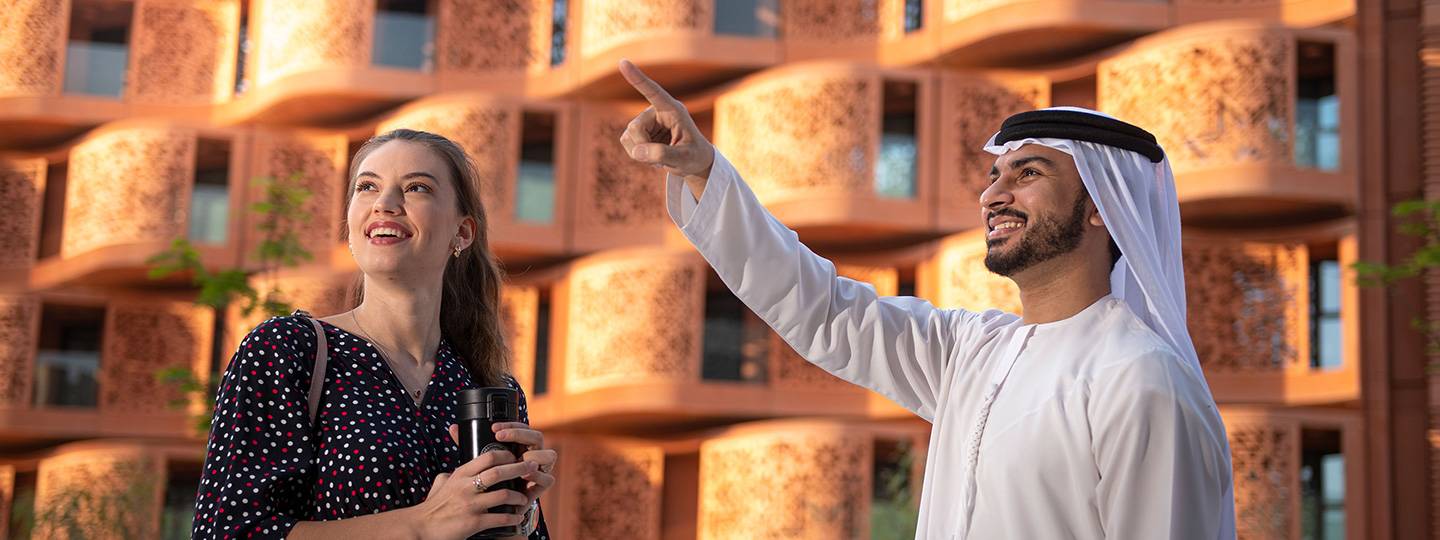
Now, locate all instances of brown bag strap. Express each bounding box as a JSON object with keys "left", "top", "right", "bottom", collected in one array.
[{"left": 292, "top": 310, "right": 329, "bottom": 426}]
